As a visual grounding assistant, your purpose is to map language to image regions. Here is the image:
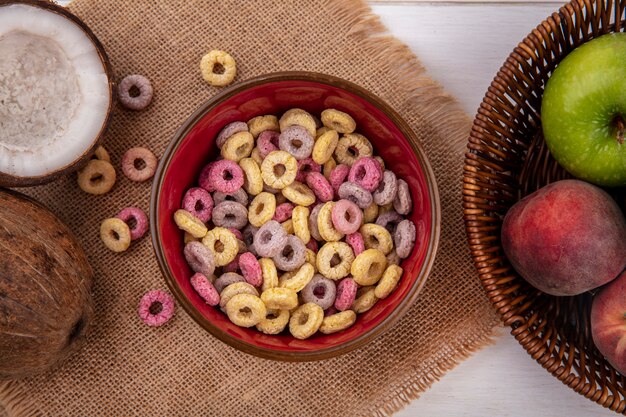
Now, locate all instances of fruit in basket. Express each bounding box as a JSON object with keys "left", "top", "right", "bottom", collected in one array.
[
  {"left": 501, "top": 179, "right": 626, "bottom": 296},
  {"left": 0, "top": 190, "right": 93, "bottom": 379},
  {"left": 591, "top": 270, "right": 626, "bottom": 375},
  {"left": 541, "top": 32, "right": 626, "bottom": 187}
]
